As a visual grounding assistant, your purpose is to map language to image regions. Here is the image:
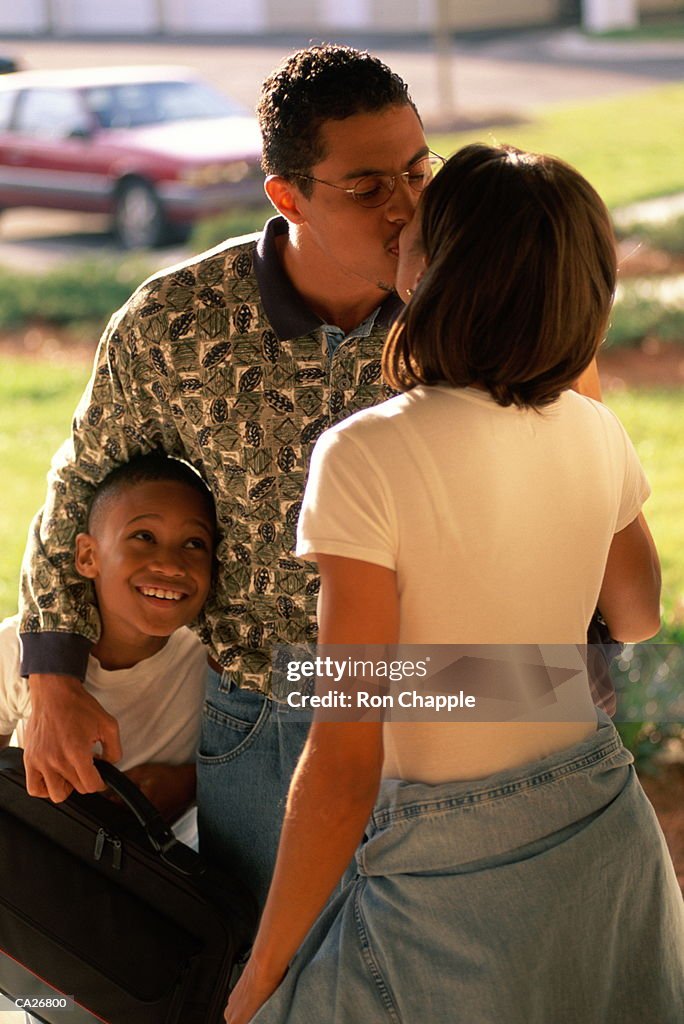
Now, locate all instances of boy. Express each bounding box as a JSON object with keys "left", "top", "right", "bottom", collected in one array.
[{"left": 1, "top": 453, "right": 215, "bottom": 821}]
